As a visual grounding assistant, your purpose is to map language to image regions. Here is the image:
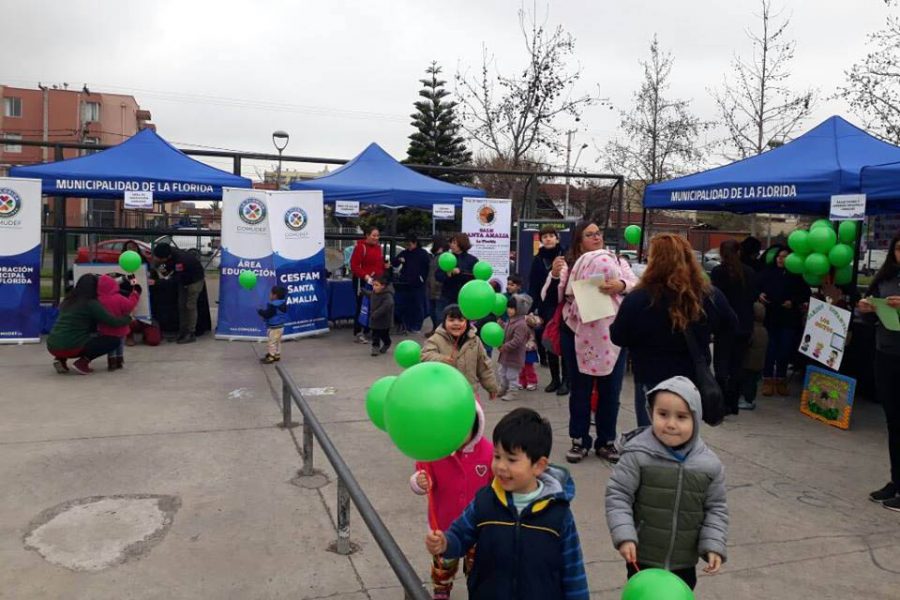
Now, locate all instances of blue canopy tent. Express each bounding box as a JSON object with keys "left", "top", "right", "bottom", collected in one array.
[
  {"left": 9, "top": 128, "right": 252, "bottom": 200},
  {"left": 290, "top": 142, "right": 484, "bottom": 206},
  {"left": 861, "top": 161, "right": 900, "bottom": 211},
  {"left": 644, "top": 116, "right": 900, "bottom": 215}
]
